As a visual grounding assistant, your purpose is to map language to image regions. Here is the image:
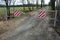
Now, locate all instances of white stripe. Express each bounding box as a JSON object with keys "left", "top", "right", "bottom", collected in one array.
[
  {"left": 39, "top": 11, "right": 43, "bottom": 16},
  {"left": 16, "top": 12, "right": 20, "bottom": 16},
  {"left": 40, "top": 13, "right": 45, "bottom": 17},
  {"left": 14, "top": 10, "right": 19, "bottom": 16},
  {"left": 39, "top": 12, "right": 46, "bottom": 19},
  {"left": 15, "top": 11, "right": 20, "bottom": 16}
]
